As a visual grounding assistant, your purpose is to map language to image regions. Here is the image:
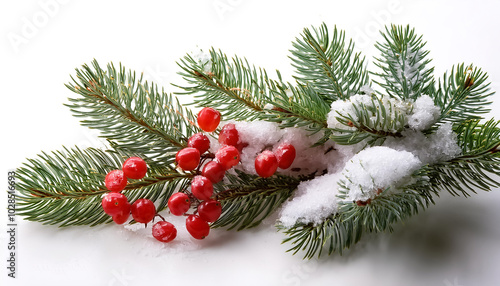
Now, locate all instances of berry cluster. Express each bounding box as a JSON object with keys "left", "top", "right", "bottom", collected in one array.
[
  {"left": 102, "top": 157, "right": 151, "bottom": 224},
  {"left": 102, "top": 157, "right": 177, "bottom": 242},
  {"left": 168, "top": 107, "right": 234, "bottom": 240},
  {"left": 101, "top": 107, "right": 296, "bottom": 244}
]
